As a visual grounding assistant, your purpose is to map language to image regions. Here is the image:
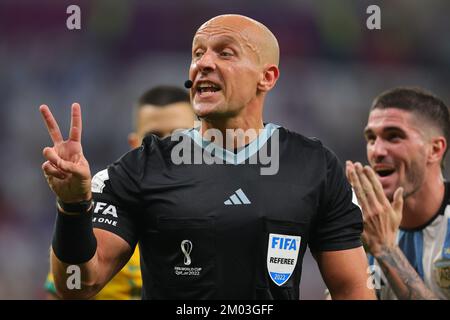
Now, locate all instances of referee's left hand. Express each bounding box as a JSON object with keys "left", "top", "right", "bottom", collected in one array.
[{"left": 346, "top": 161, "right": 403, "bottom": 257}]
